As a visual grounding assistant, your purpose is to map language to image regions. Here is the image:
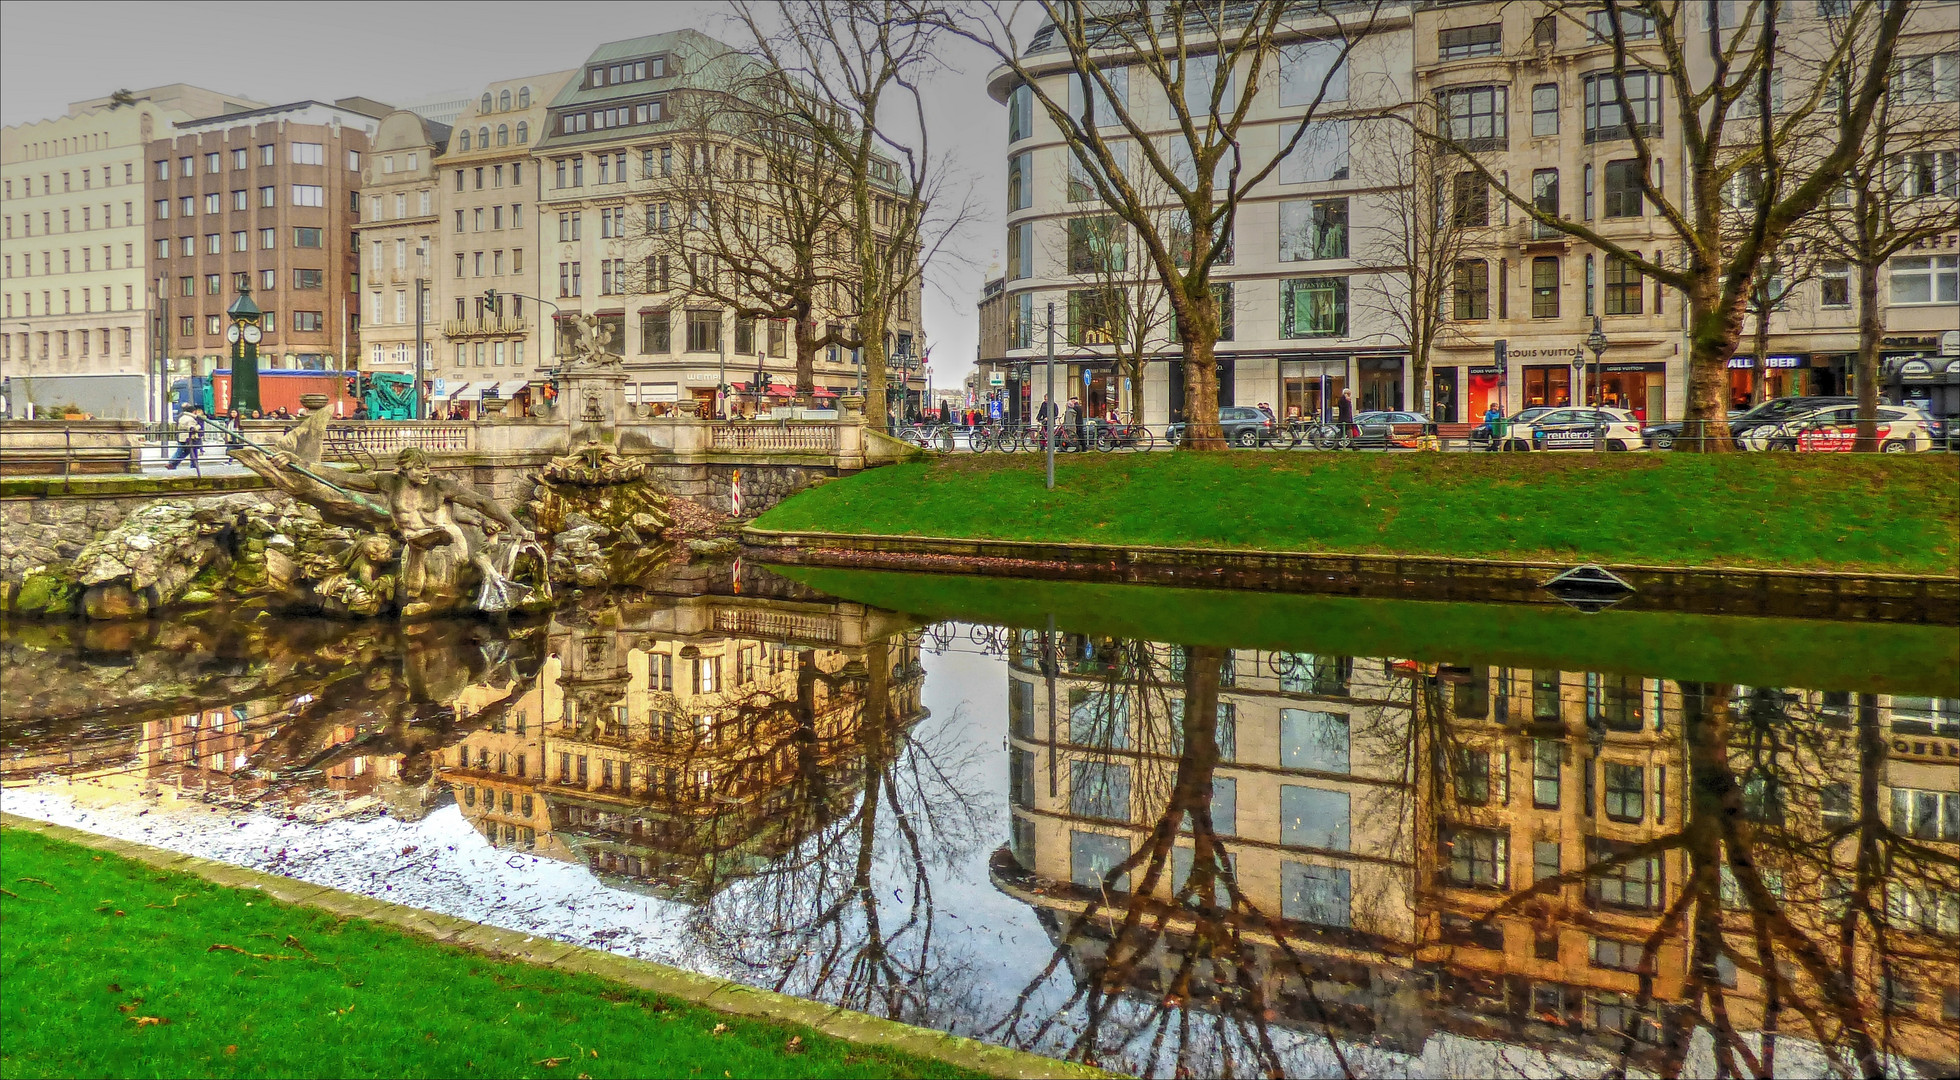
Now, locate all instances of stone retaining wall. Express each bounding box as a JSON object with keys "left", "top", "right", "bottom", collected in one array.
[{"left": 0, "top": 477, "right": 274, "bottom": 582}]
